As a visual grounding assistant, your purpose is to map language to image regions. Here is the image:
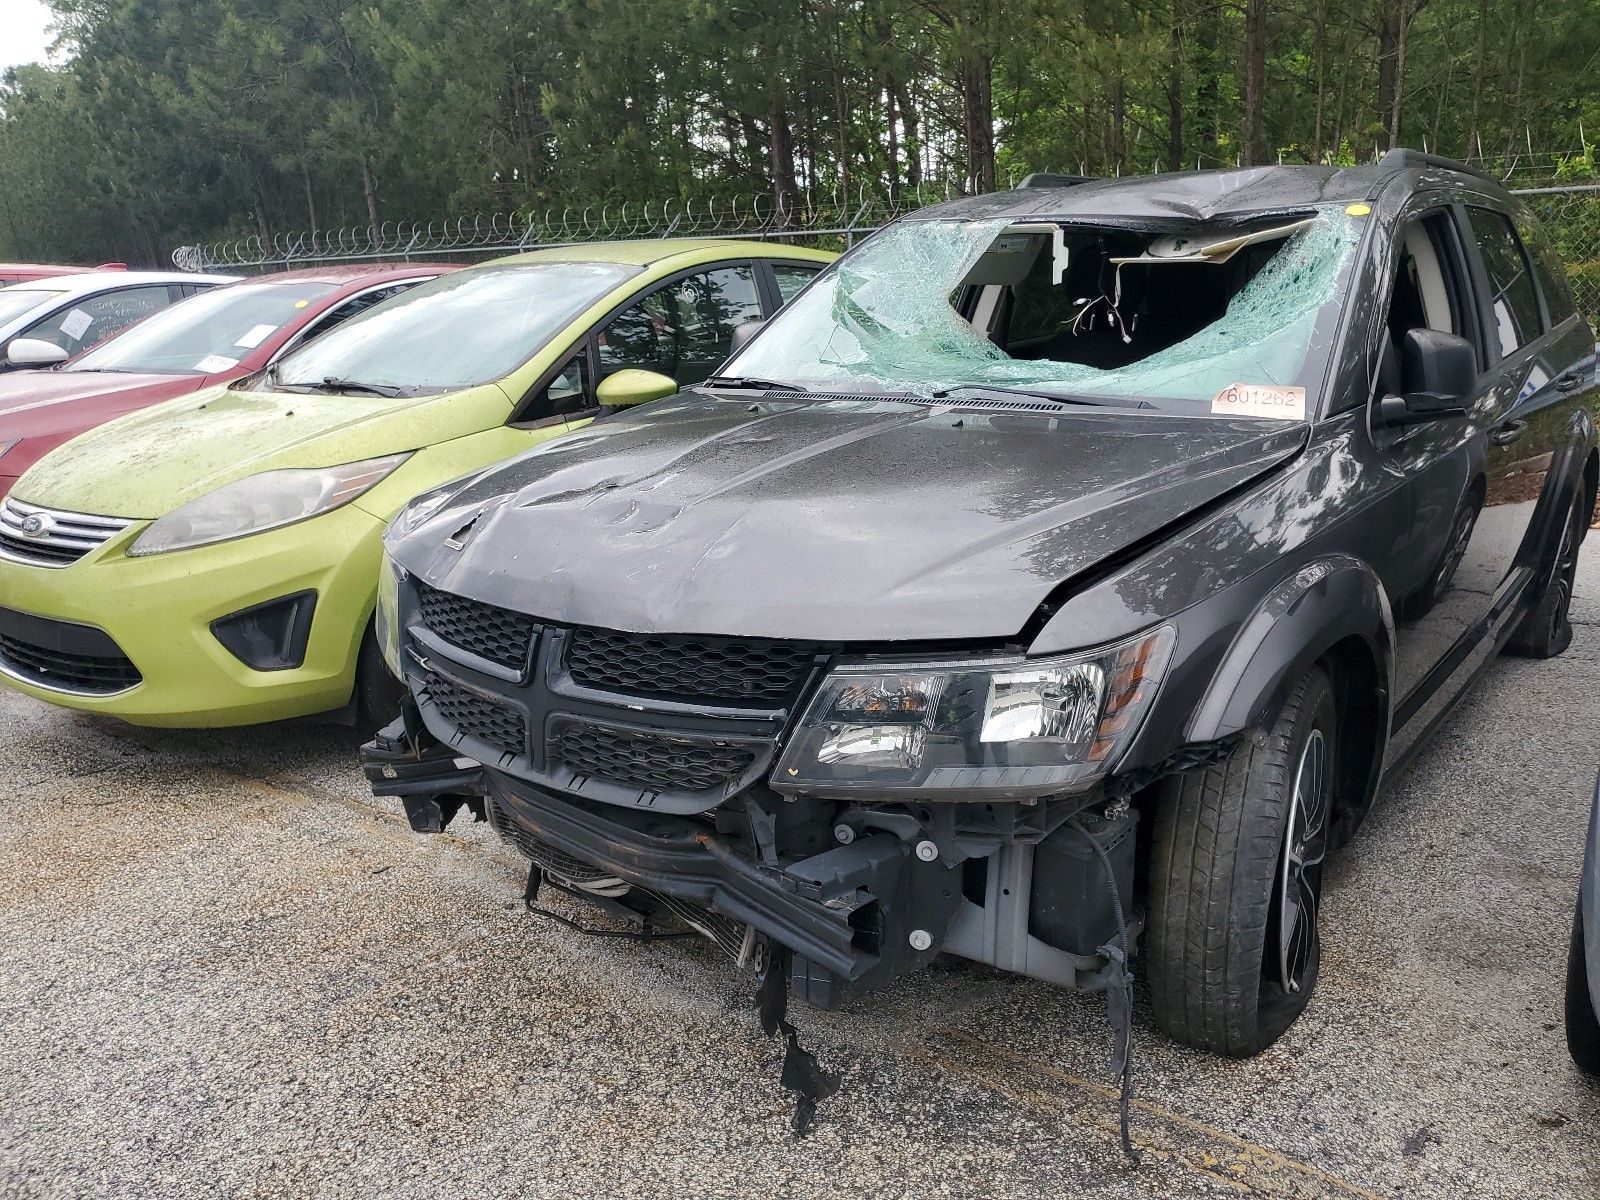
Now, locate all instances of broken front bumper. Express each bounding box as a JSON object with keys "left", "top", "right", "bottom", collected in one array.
[
  {"left": 360, "top": 708, "right": 954, "bottom": 1005},
  {"left": 362, "top": 709, "right": 488, "bottom": 831},
  {"left": 486, "top": 770, "right": 948, "bottom": 1005},
  {"left": 362, "top": 704, "right": 1146, "bottom": 1007}
]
